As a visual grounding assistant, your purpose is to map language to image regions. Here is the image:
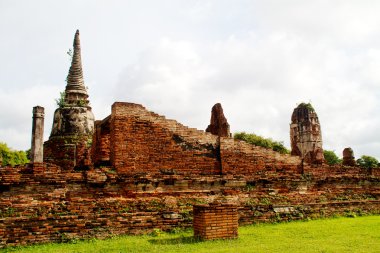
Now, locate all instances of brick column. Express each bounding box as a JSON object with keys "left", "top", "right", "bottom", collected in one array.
[
  {"left": 193, "top": 203, "right": 238, "bottom": 240},
  {"left": 31, "top": 106, "right": 44, "bottom": 164}
]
